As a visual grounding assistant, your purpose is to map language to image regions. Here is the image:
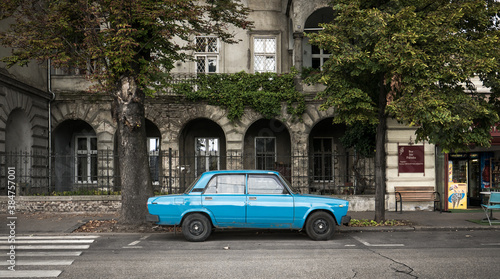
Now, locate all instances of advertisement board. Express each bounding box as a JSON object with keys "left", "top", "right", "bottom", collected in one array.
[
  {"left": 448, "top": 183, "right": 467, "bottom": 209},
  {"left": 398, "top": 145, "right": 425, "bottom": 174}
]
